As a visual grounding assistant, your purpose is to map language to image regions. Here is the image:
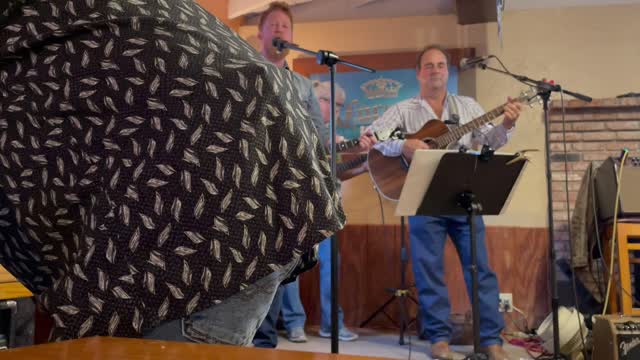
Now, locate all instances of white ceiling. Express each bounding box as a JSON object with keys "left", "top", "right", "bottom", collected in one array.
[{"left": 235, "top": 0, "right": 640, "bottom": 23}]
